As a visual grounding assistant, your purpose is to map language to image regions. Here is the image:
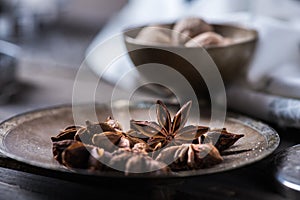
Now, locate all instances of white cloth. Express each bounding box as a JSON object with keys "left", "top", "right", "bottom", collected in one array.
[{"left": 227, "top": 84, "right": 300, "bottom": 128}]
